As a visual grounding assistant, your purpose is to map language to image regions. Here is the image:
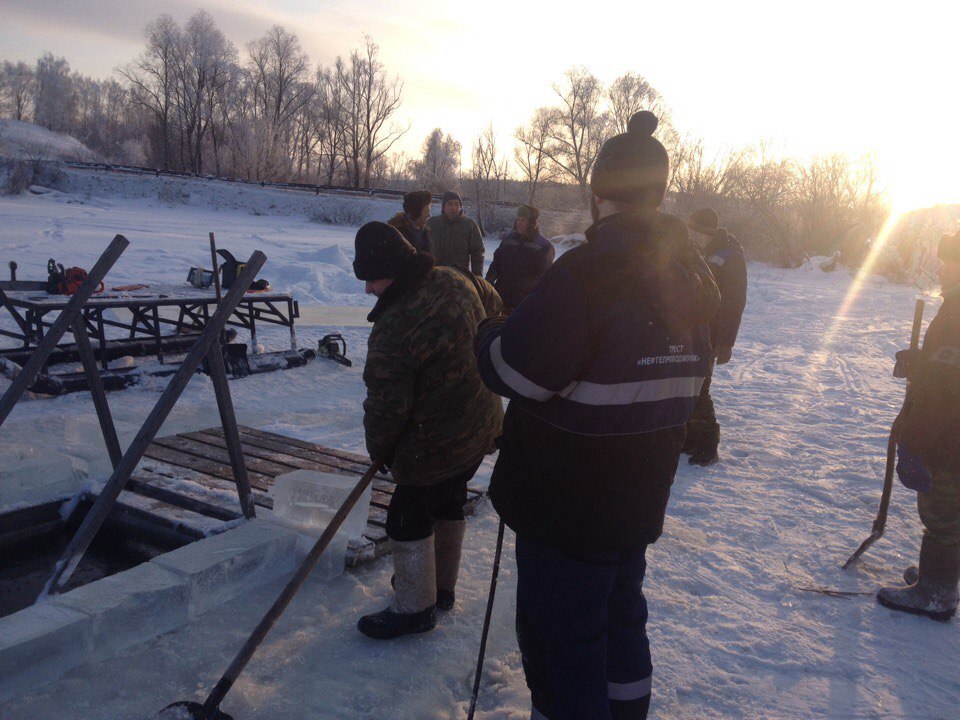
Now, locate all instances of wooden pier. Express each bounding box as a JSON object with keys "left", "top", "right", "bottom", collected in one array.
[{"left": 126, "top": 425, "right": 486, "bottom": 566}]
